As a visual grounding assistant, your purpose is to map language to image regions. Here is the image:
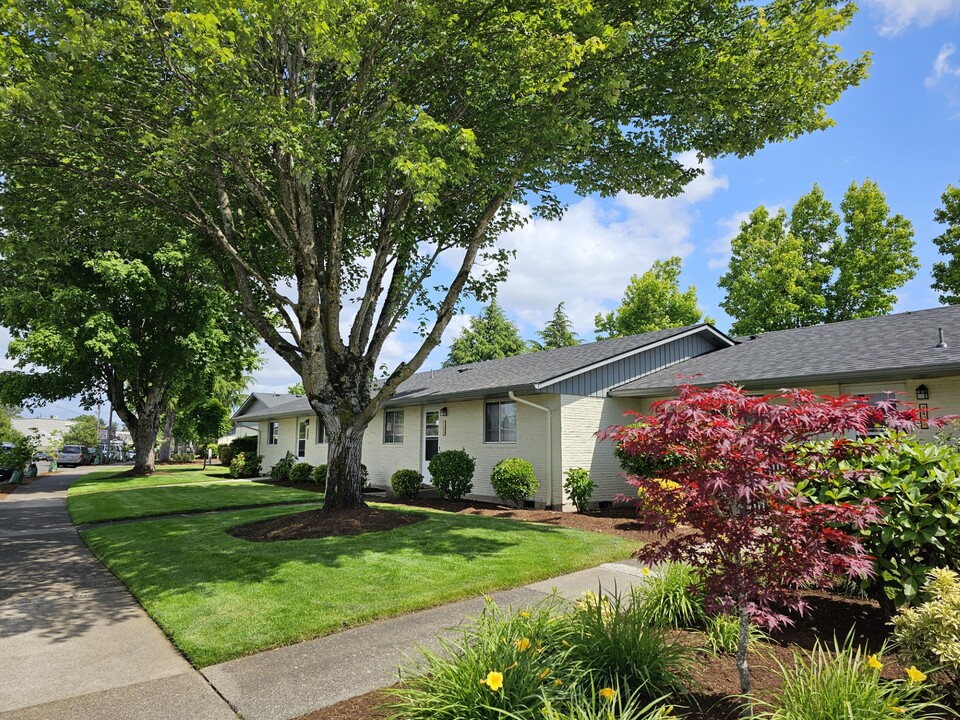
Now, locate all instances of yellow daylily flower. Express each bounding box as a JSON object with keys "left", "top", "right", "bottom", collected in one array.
[
  {"left": 867, "top": 654, "right": 883, "bottom": 671},
  {"left": 539, "top": 667, "right": 550, "bottom": 680},
  {"left": 598, "top": 687, "right": 617, "bottom": 701},
  {"left": 481, "top": 671, "right": 504, "bottom": 692},
  {"left": 519, "top": 611, "right": 531, "bottom": 618},
  {"left": 891, "top": 707, "right": 905, "bottom": 714},
  {"left": 906, "top": 666, "right": 927, "bottom": 684},
  {"left": 562, "top": 640, "right": 572, "bottom": 647},
  {"left": 642, "top": 567, "right": 651, "bottom": 576},
  {"left": 515, "top": 637, "right": 531, "bottom": 652},
  {"left": 553, "top": 678, "right": 564, "bottom": 686}
]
